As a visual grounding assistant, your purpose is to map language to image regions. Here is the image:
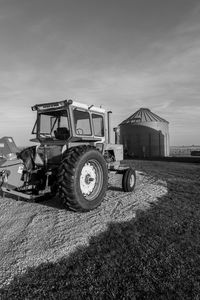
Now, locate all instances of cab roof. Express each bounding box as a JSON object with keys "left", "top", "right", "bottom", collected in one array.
[{"left": 32, "top": 99, "right": 106, "bottom": 114}]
